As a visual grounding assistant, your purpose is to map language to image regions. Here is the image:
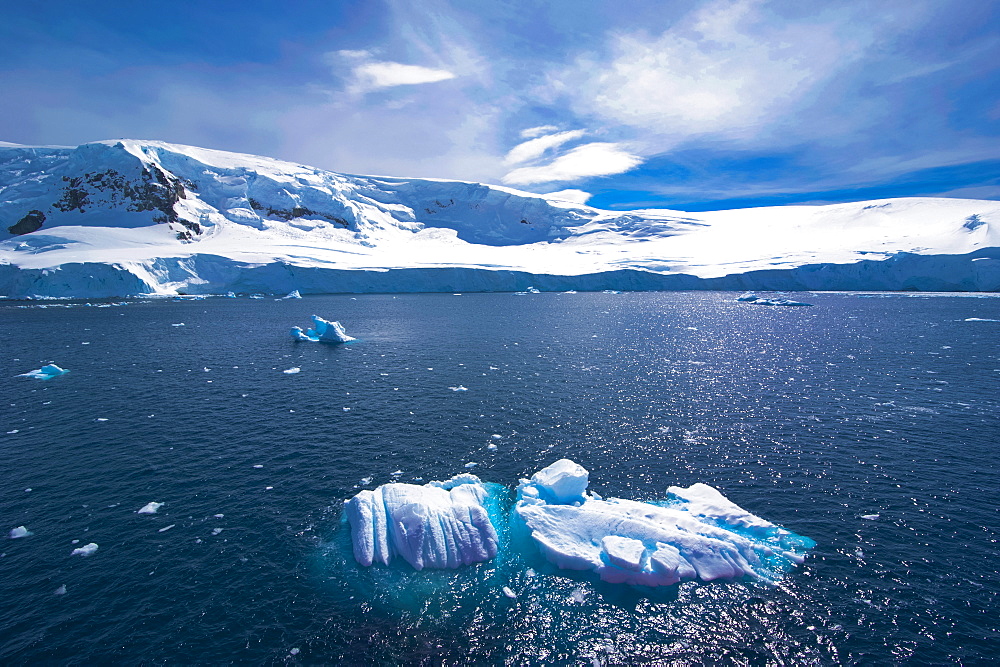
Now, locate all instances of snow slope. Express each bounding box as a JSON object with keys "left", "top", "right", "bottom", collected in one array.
[{"left": 1, "top": 140, "right": 999, "bottom": 297}]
